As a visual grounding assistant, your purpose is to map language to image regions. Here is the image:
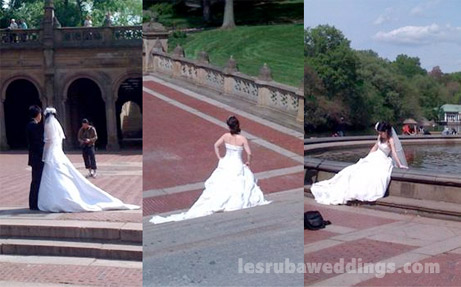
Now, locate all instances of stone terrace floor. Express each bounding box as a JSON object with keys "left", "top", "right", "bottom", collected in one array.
[
  {"left": 305, "top": 196, "right": 461, "bottom": 286},
  {"left": 142, "top": 75, "right": 305, "bottom": 286},
  {"left": 142, "top": 75, "right": 304, "bottom": 217},
  {"left": 0, "top": 150, "right": 142, "bottom": 286}
]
